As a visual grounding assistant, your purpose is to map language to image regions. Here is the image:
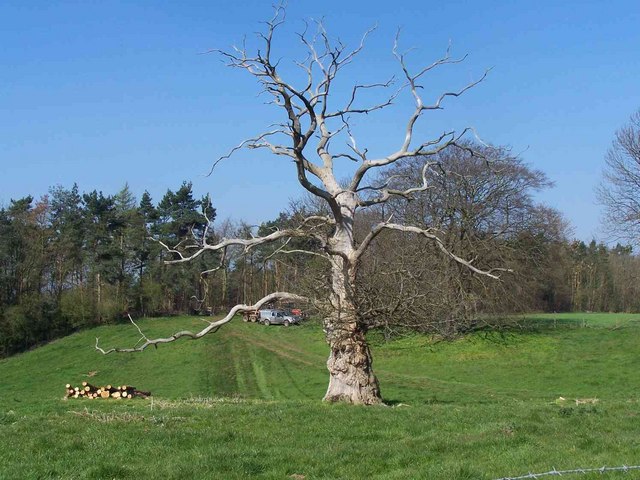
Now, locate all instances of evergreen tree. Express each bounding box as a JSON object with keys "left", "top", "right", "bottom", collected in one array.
[{"left": 49, "top": 184, "right": 85, "bottom": 293}]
